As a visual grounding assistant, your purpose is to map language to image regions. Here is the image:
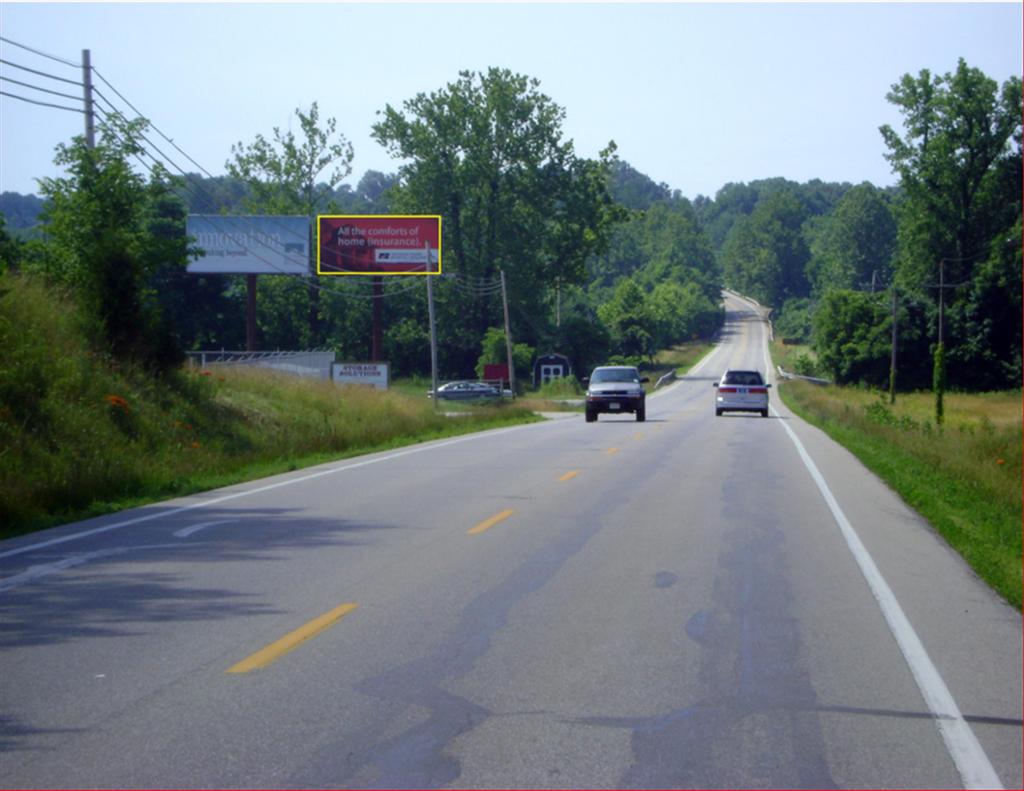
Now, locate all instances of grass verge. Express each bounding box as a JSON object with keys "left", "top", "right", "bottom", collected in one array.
[
  {"left": 0, "top": 273, "right": 540, "bottom": 540},
  {"left": 653, "top": 340, "right": 717, "bottom": 377},
  {"left": 776, "top": 377, "right": 1021, "bottom": 608}
]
